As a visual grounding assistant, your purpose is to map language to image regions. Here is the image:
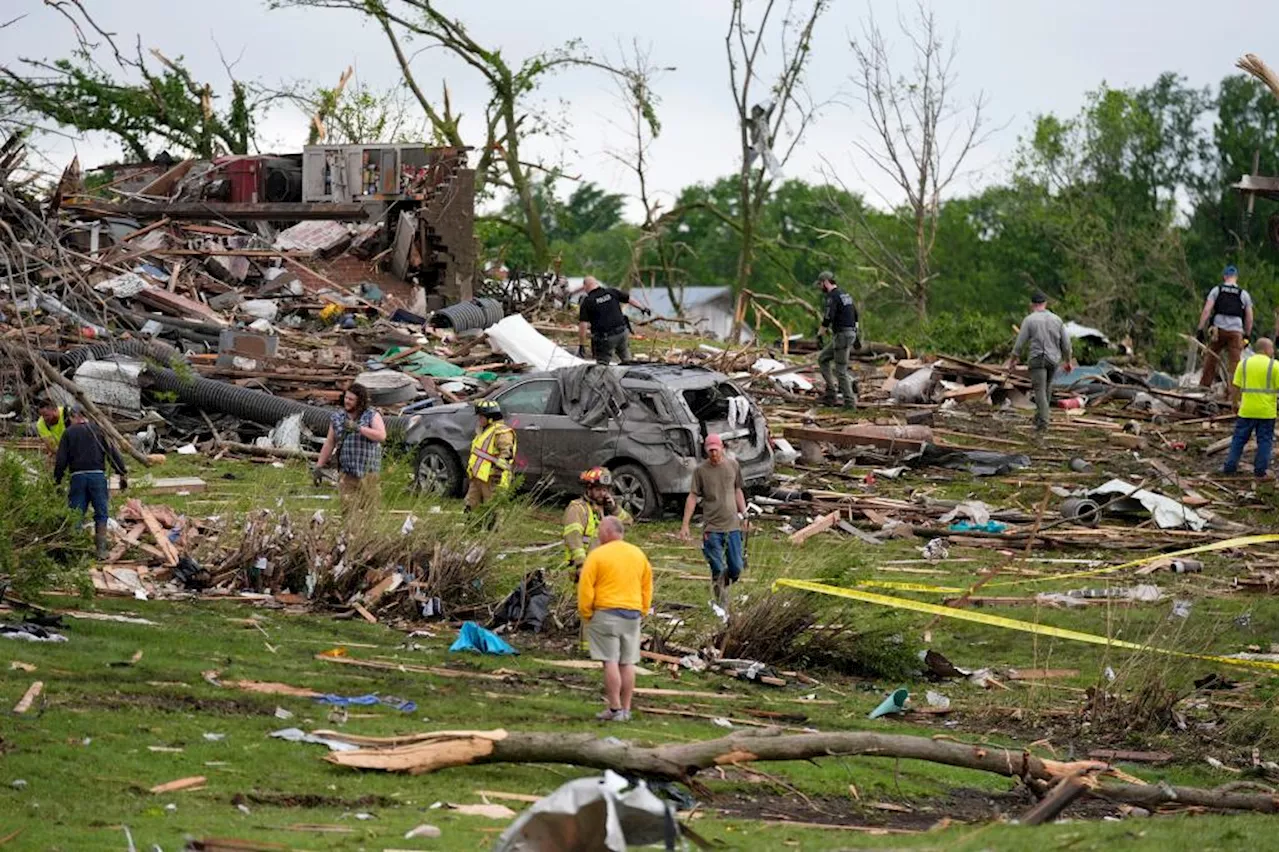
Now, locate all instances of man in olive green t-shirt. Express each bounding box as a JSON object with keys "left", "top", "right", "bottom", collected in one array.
[{"left": 679, "top": 433, "right": 747, "bottom": 605}]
